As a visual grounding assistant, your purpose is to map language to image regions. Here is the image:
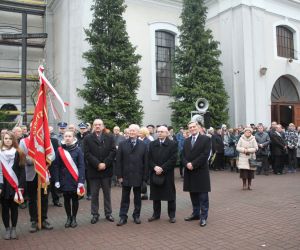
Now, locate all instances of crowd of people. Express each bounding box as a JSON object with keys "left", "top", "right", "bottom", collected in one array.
[{"left": 0, "top": 119, "right": 299, "bottom": 240}]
